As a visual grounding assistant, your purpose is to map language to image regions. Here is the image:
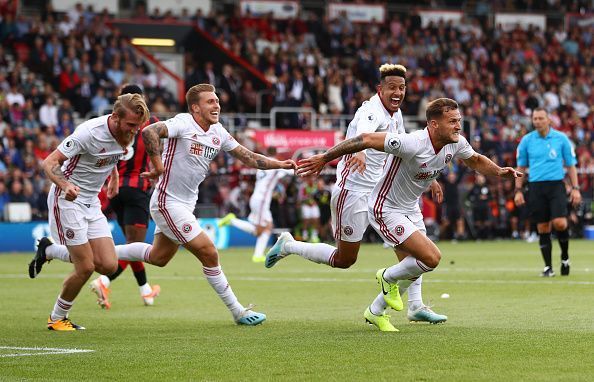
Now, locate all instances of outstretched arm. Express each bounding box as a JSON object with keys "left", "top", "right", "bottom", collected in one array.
[
  {"left": 141, "top": 122, "right": 169, "bottom": 179},
  {"left": 229, "top": 145, "right": 296, "bottom": 170},
  {"left": 462, "top": 153, "right": 523, "bottom": 178},
  {"left": 297, "top": 133, "right": 387, "bottom": 177}
]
